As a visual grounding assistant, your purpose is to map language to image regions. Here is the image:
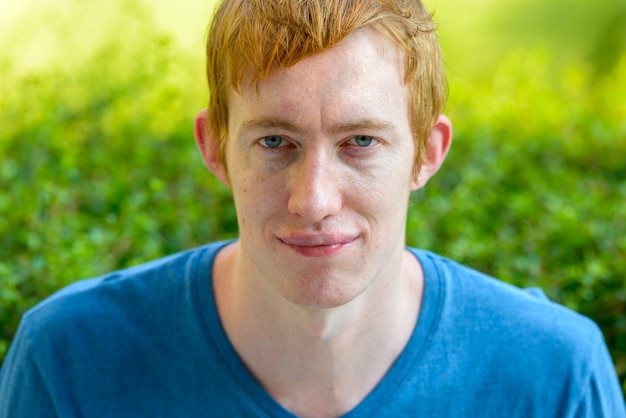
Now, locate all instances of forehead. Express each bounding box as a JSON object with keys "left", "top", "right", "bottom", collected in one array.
[
  {"left": 268, "top": 28, "right": 404, "bottom": 84},
  {"left": 228, "top": 29, "right": 410, "bottom": 131}
]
